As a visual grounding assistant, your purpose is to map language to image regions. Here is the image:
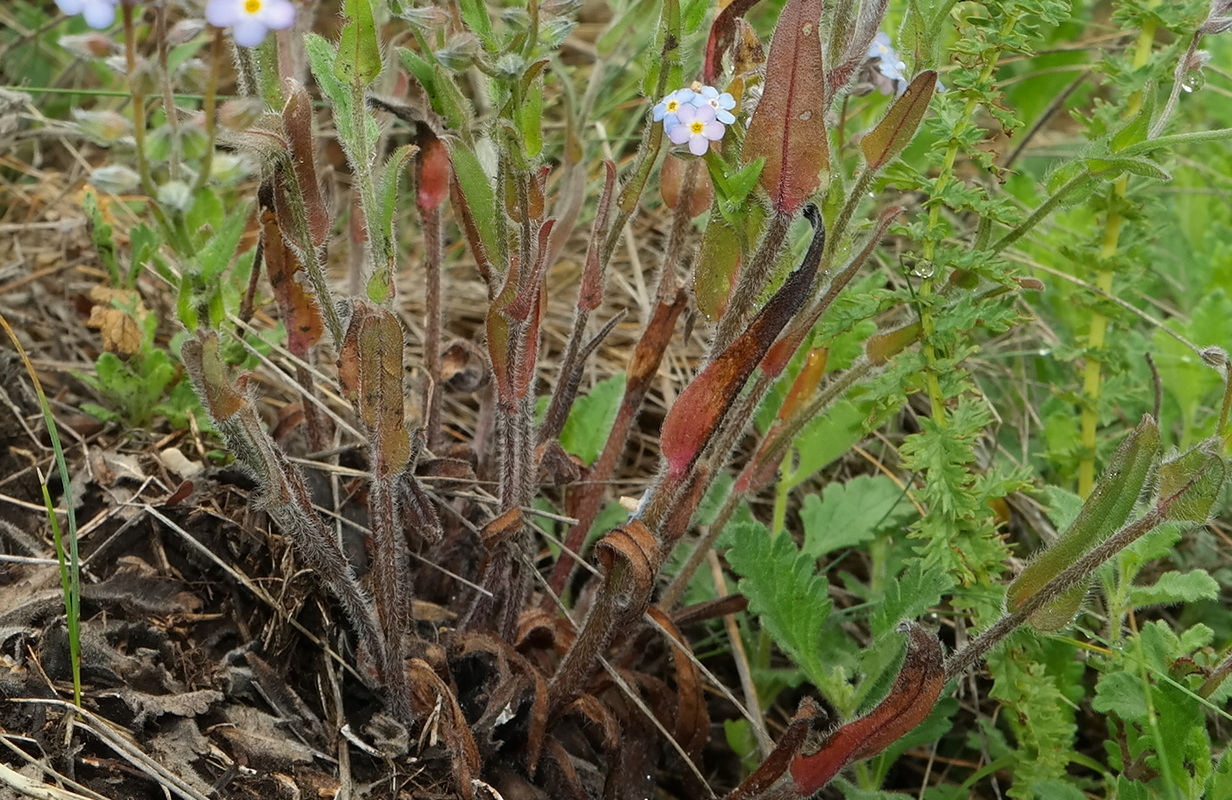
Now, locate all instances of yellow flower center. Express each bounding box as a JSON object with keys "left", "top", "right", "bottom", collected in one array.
[
  {"left": 245, "top": 0, "right": 262, "bottom": 13},
  {"left": 689, "top": 121, "right": 704, "bottom": 134},
  {"left": 666, "top": 100, "right": 679, "bottom": 112}
]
